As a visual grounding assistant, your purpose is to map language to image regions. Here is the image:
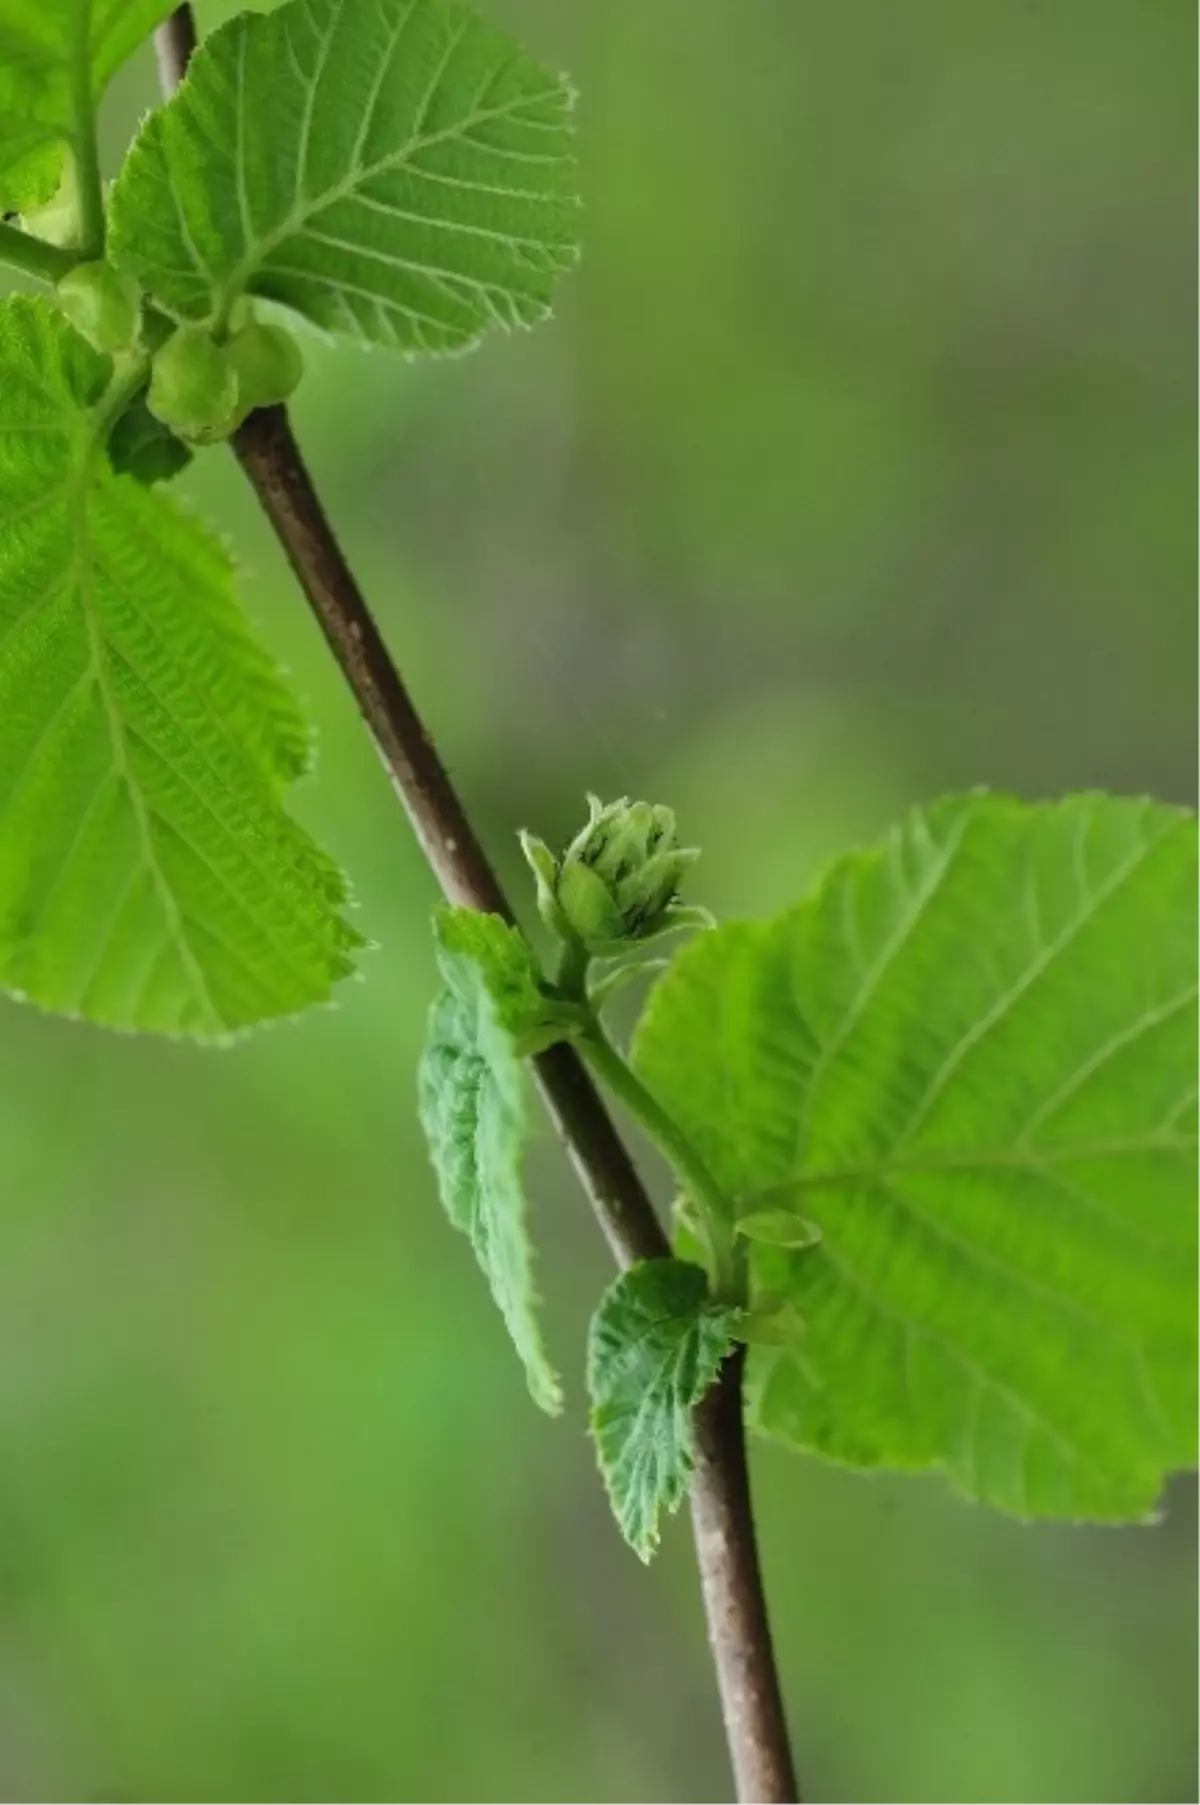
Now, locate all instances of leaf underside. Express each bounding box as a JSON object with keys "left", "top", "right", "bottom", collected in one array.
[
  {"left": 109, "top": 0, "right": 579, "bottom": 354},
  {"left": 588, "top": 1258, "right": 740, "bottom": 1560},
  {"left": 0, "top": 0, "right": 176, "bottom": 211},
  {"left": 633, "top": 792, "right": 1198, "bottom": 1520},
  {"left": 0, "top": 296, "right": 361, "bottom": 1039},
  {"left": 106, "top": 394, "right": 193, "bottom": 487},
  {"left": 418, "top": 908, "right": 561, "bottom": 1413}
]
